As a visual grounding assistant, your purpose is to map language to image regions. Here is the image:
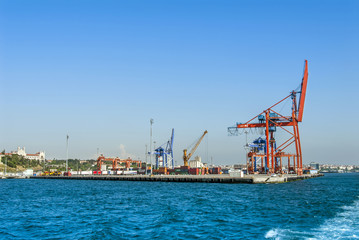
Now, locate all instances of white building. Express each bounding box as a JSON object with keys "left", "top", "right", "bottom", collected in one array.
[
  {"left": 189, "top": 156, "right": 204, "bottom": 168},
  {"left": 23, "top": 169, "right": 34, "bottom": 176},
  {"left": 10, "top": 147, "right": 45, "bottom": 161}
]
